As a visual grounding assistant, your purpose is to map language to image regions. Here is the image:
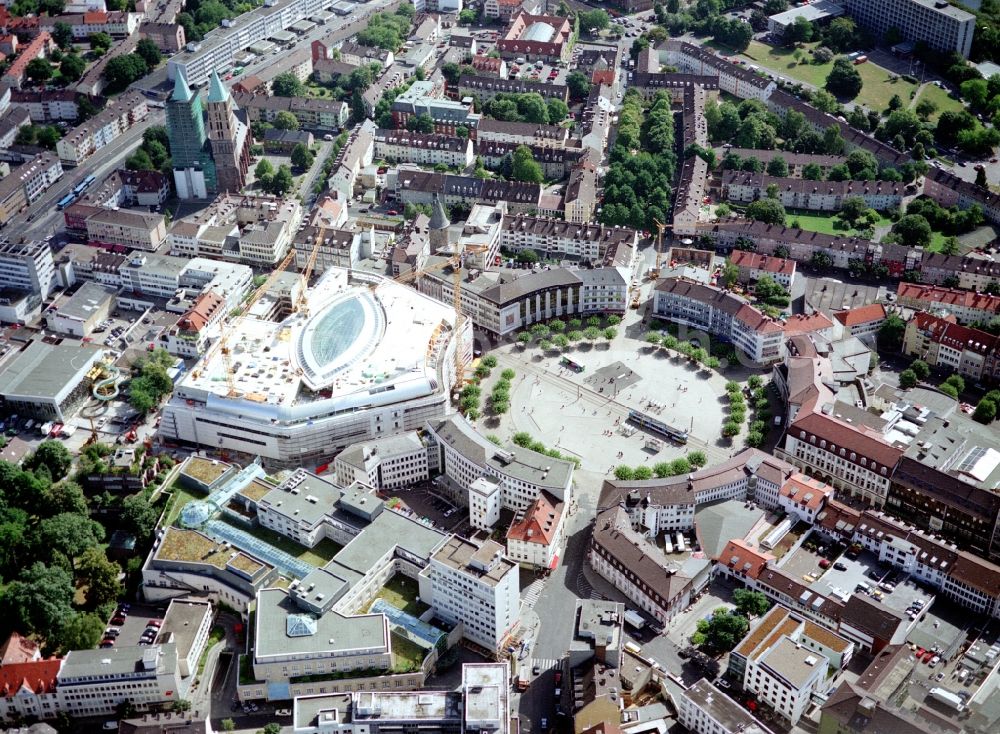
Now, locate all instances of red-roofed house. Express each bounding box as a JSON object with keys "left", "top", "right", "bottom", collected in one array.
[
  {"left": 2, "top": 32, "right": 53, "bottom": 90},
  {"left": 777, "top": 473, "right": 833, "bottom": 523},
  {"left": 506, "top": 490, "right": 564, "bottom": 568},
  {"left": 717, "top": 539, "right": 774, "bottom": 584},
  {"left": 470, "top": 54, "right": 506, "bottom": 77},
  {"left": 896, "top": 281, "right": 1000, "bottom": 324},
  {"left": 0, "top": 633, "right": 39, "bottom": 666},
  {"left": 833, "top": 303, "right": 887, "bottom": 340},
  {"left": 902, "top": 311, "right": 1000, "bottom": 381},
  {"left": 783, "top": 313, "right": 834, "bottom": 342},
  {"left": 730, "top": 249, "right": 796, "bottom": 290},
  {"left": 161, "top": 291, "right": 225, "bottom": 358},
  {"left": 0, "top": 657, "right": 61, "bottom": 722}
]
